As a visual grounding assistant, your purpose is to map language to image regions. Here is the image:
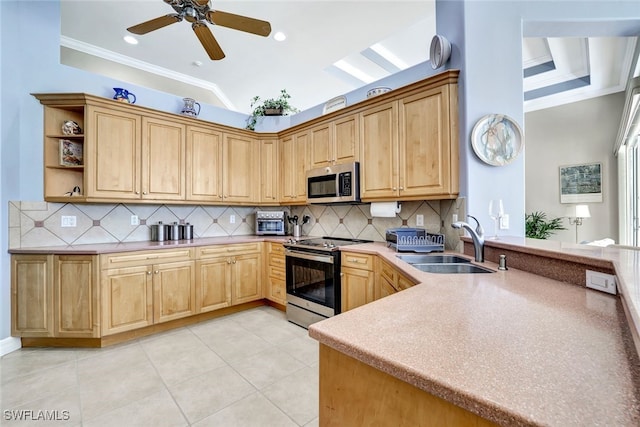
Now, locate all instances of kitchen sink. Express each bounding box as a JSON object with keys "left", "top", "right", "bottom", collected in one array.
[
  {"left": 411, "top": 263, "right": 494, "bottom": 274},
  {"left": 395, "top": 254, "right": 471, "bottom": 264}
]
